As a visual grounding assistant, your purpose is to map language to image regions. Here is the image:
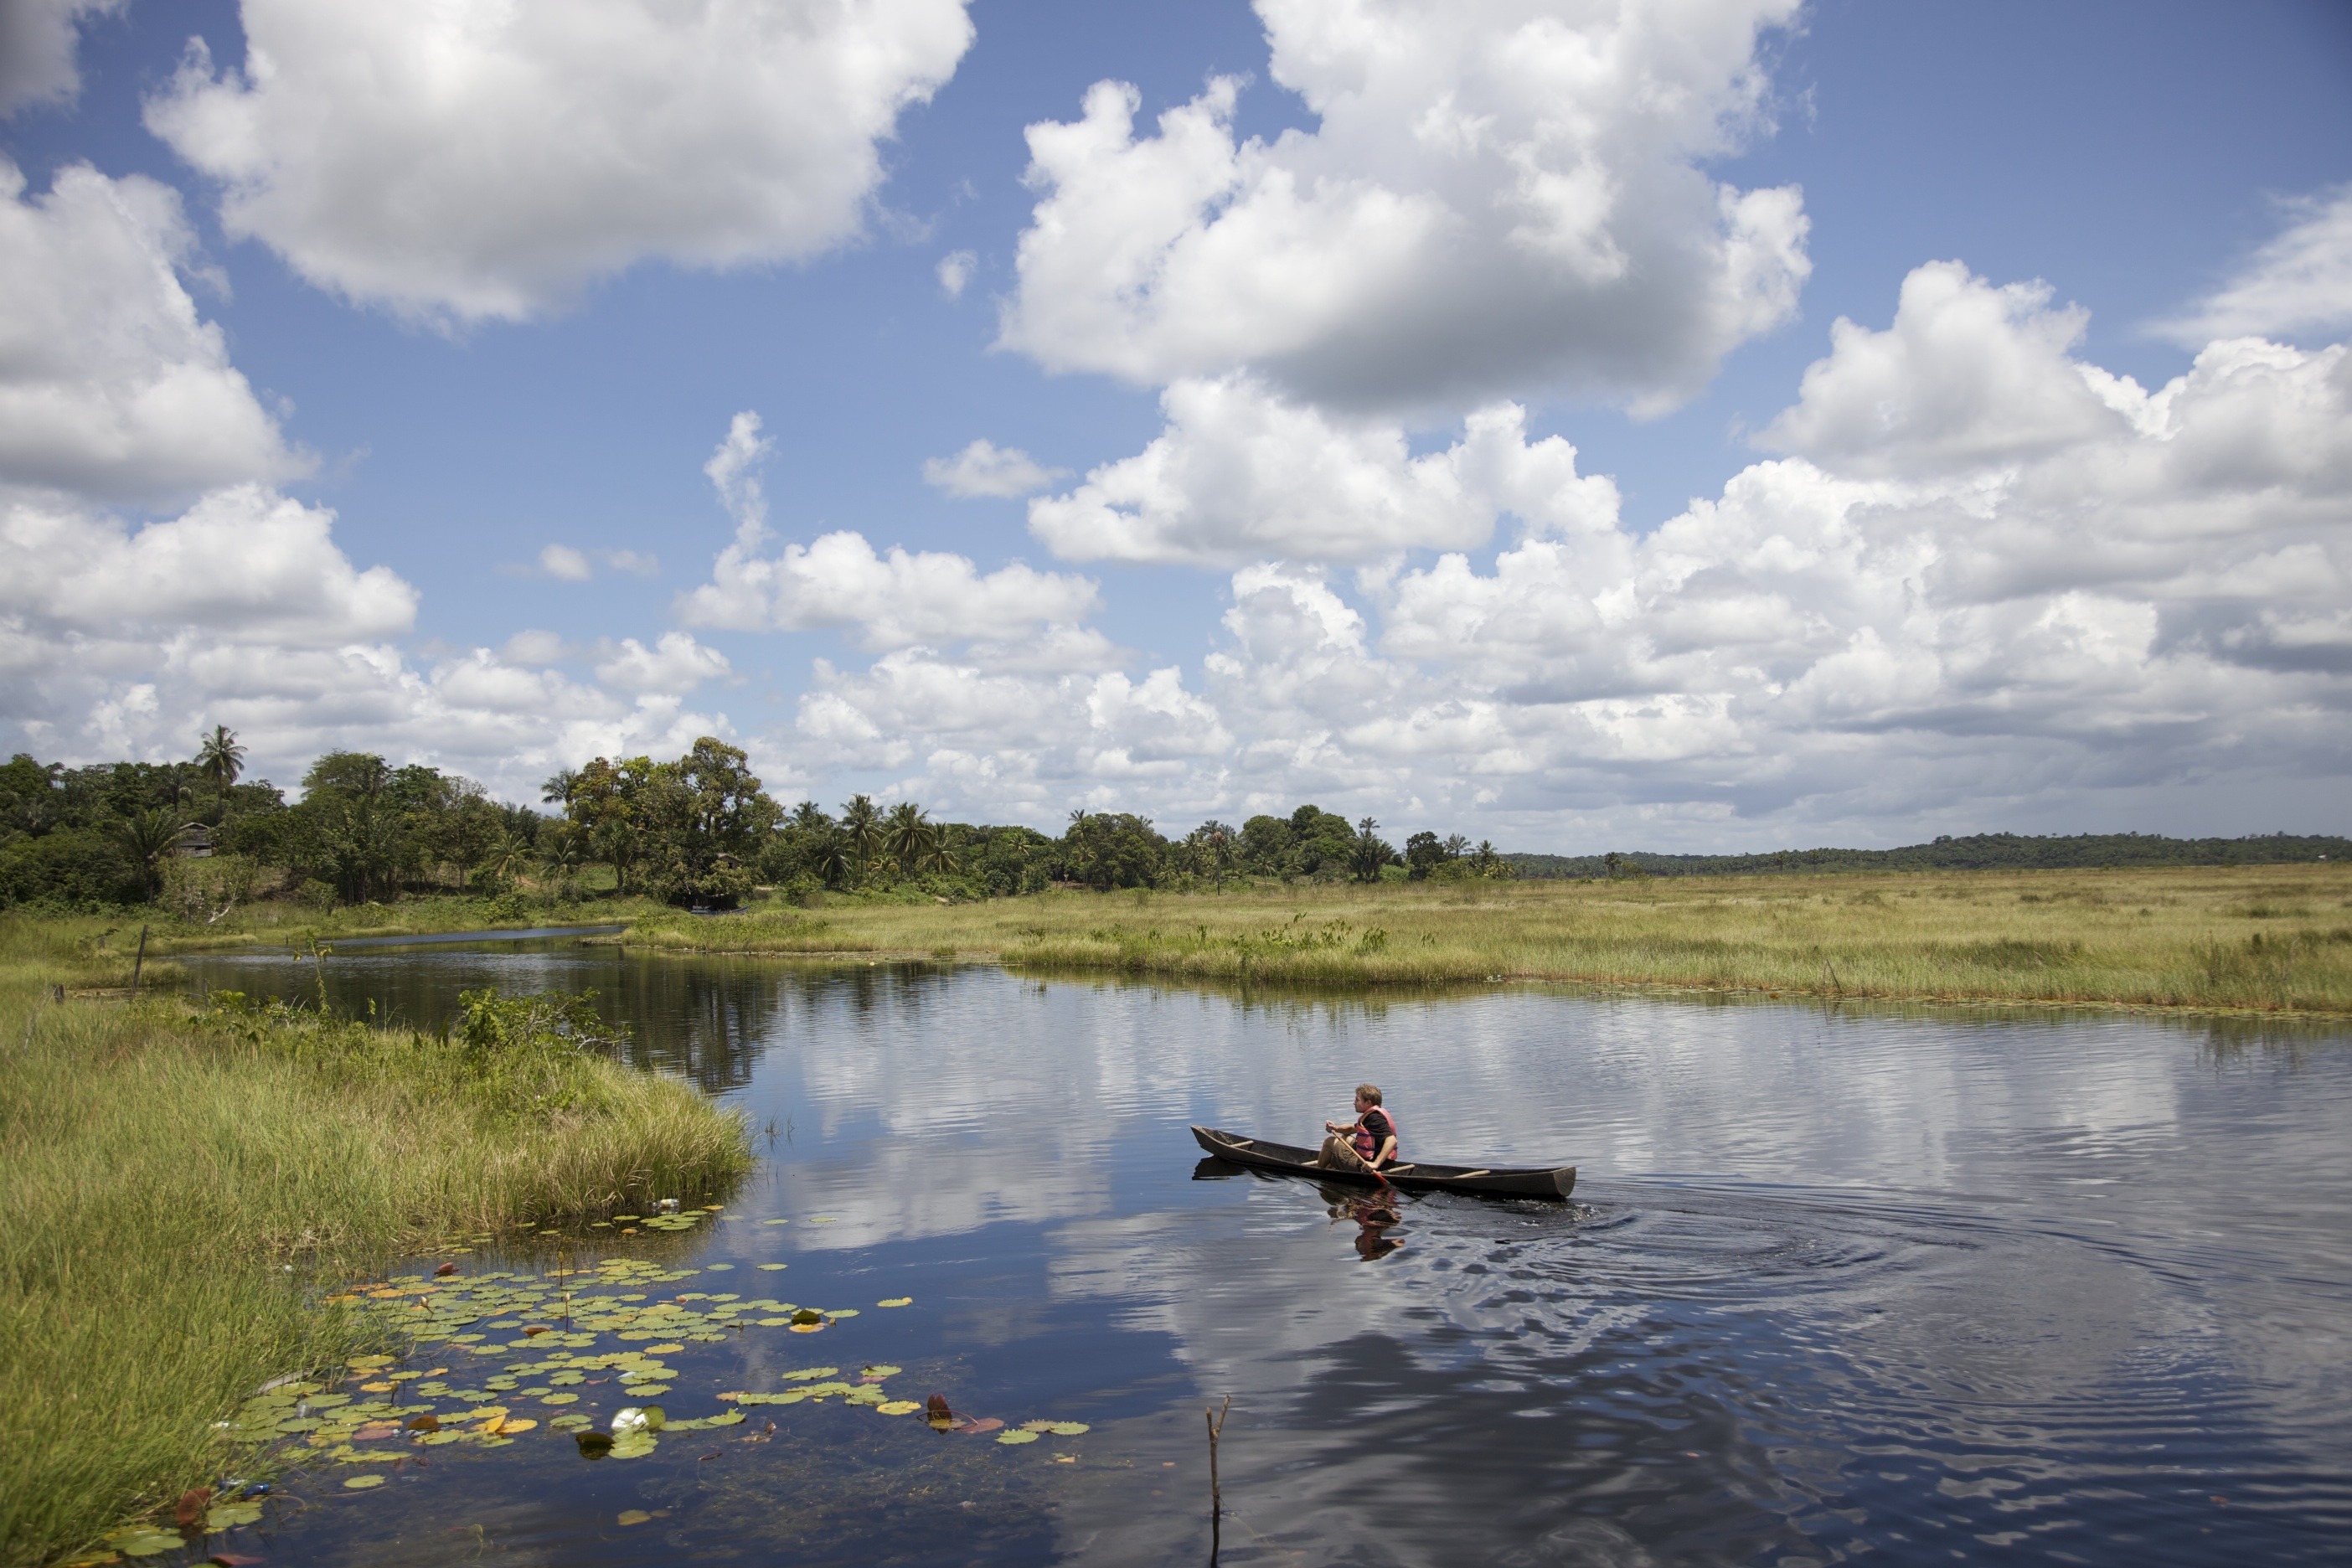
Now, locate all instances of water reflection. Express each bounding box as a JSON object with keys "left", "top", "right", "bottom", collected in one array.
[{"left": 173, "top": 951, "right": 2352, "bottom": 1565}]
